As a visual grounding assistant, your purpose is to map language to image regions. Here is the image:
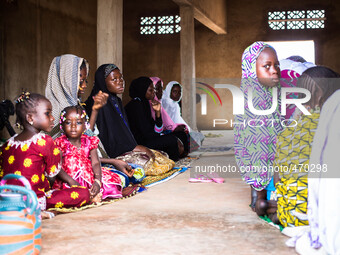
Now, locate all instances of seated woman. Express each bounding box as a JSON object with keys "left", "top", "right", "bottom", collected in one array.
[
  {"left": 273, "top": 66, "right": 340, "bottom": 228},
  {"left": 150, "top": 77, "right": 189, "bottom": 134},
  {"left": 125, "top": 77, "right": 188, "bottom": 161},
  {"left": 162, "top": 81, "right": 205, "bottom": 149},
  {"left": 45, "top": 55, "right": 141, "bottom": 185},
  {"left": 45, "top": 54, "right": 107, "bottom": 138},
  {"left": 85, "top": 64, "right": 155, "bottom": 160}
]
